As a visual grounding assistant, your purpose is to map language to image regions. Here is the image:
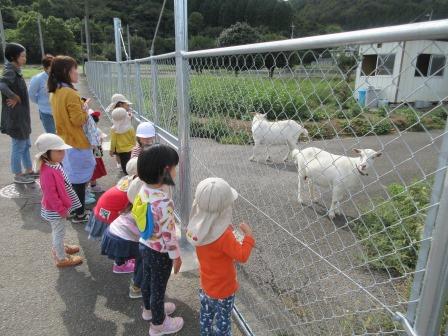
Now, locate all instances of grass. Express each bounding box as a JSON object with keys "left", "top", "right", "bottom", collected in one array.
[
  {"left": 21, "top": 65, "right": 42, "bottom": 79},
  {"left": 20, "top": 64, "right": 85, "bottom": 80}
]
